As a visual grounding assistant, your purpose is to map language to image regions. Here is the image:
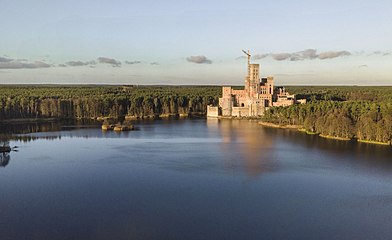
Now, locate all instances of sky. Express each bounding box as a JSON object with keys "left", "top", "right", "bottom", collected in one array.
[{"left": 0, "top": 0, "right": 391, "bottom": 85}]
